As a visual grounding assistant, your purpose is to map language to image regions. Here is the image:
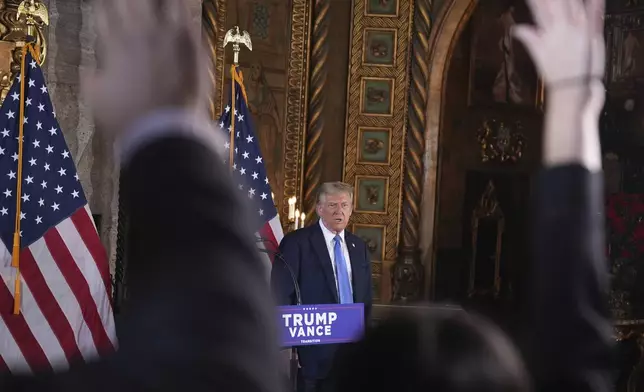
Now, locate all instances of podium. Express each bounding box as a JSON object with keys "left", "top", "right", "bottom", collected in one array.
[{"left": 277, "top": 303, "right": 365, "bottom": 391}]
